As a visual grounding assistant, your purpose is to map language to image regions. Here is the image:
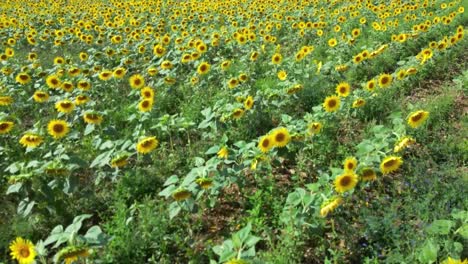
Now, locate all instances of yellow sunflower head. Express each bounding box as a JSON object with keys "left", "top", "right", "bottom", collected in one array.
[
  {"left": 136, "top": 136, "right": 159, "bottom": 154},
  {"left": 334, "top": 172, "right": 358, "bottom": 193},
  {"left": 336, "top": 82, "right": 351, "bottom": 97},
  {"left": 407, "top": 110, "right": 429, "bottom": 128},
  {"left": 197, "top": 62, "right": 211, "bottom": 75},
  {"left": 244, "top": 96, "right": 254, "bottom": 110},
  {"left": 129, "top": 74, "right": 145, "bottom": 89},
  {"left": 19, "top": 133, "right": 43, "bottom": 148},
  {"left": 0, "top": 121, "right": 14, "bottom": 134},
  {"left": 343, "top": 157, "right": 358, "bottom": 172},
  {"left": 360, "top": 167, "right": 377, "bottom": 181},
  {"left": 271, "top": 127, "right": 291, "bottom": 148},
  {"left": 47, "top": 120, "right": 70, "bottom": 139},
  {"left": 258, "top": 135, "right": 273, "bottom": 153},
  {"left": 33, "top": 91, "right": 49, "bottom": 103},
  {"left": 9, "top": 237, "right": 36, "bottom": 264},
  {"left": 55, "top": 100, "right": 75, "bottom": 114},
  {"left": 323, "top": 95, "right": 341, "bottom": 113},
  {"left": 380, "top": 156, "right": 403, "bottom": 174}
]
